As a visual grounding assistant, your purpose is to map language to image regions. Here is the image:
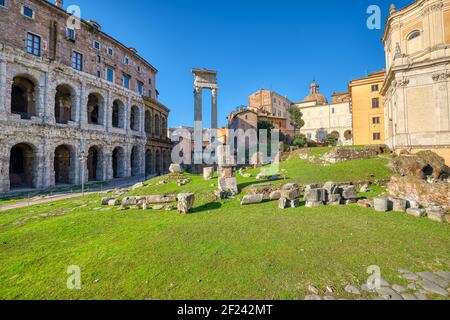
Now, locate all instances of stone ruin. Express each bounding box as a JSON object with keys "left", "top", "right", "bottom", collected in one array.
[
  {"left": 386, "top": 151, "right": 450, "bottom": 219},
  {"left": 321, "top": 147, "right": 384, "bottom": 164},
  {"left": 215, "top": 145, "right": 238, "bottom": 199}
]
